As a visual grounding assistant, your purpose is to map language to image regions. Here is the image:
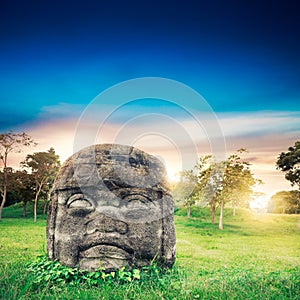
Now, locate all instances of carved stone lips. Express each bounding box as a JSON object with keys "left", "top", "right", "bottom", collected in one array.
[{"left": 79, "top": 244, "right": 131, "bottom": 260}]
